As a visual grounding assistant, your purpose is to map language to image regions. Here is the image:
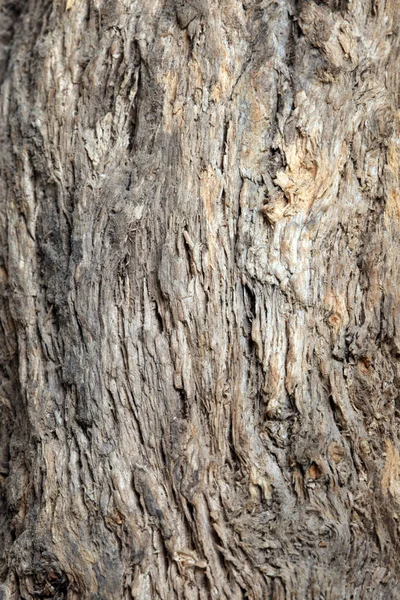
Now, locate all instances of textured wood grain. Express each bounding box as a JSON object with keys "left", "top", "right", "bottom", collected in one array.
[{"left": 1, "top": 0, "right": 400, "bottom": 598}]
